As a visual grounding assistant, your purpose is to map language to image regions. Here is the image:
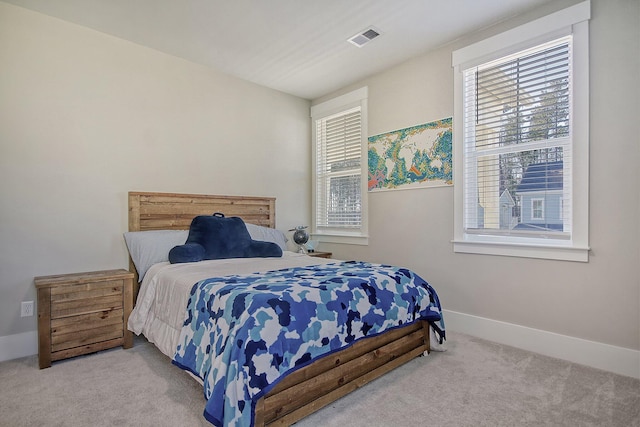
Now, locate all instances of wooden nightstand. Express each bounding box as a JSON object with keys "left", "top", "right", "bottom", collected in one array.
[
  {"left": 308, "top": 251, "right": 332, "bottom": 259},
  {"left": 34, "top": 269, "right": 134, "bottom": 369}
]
